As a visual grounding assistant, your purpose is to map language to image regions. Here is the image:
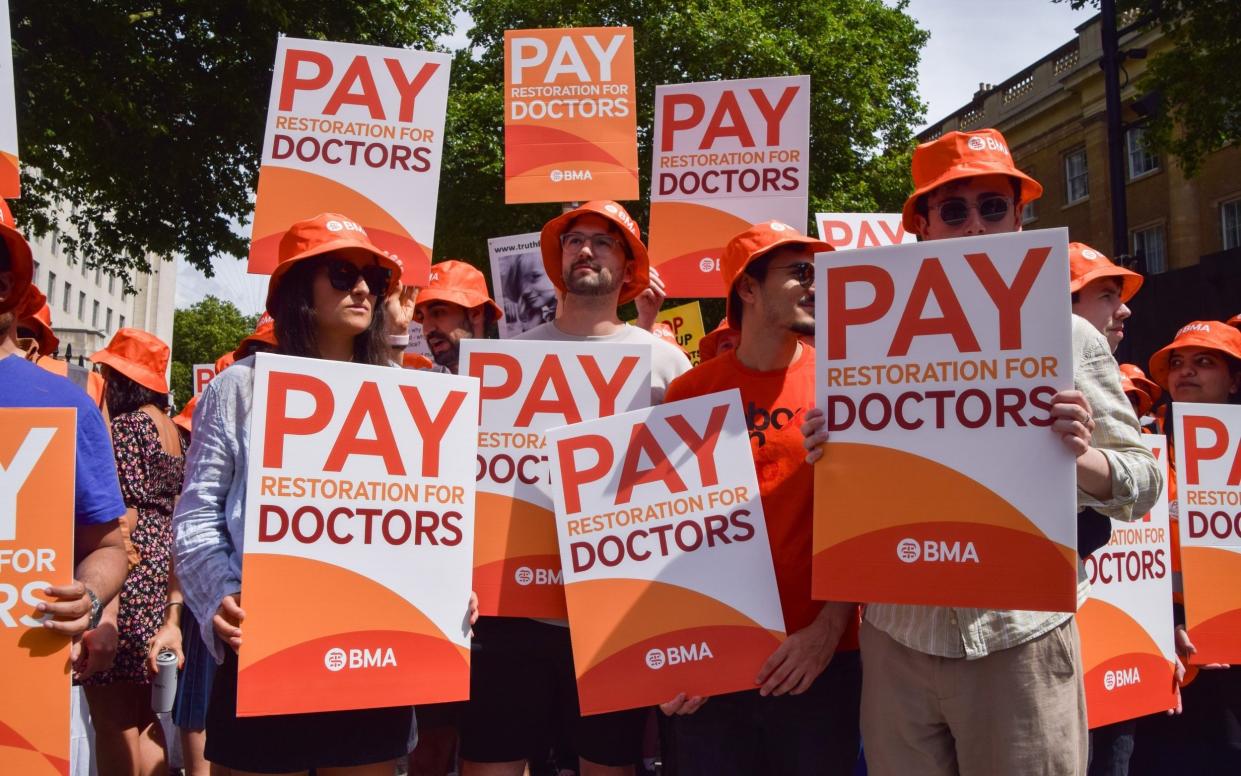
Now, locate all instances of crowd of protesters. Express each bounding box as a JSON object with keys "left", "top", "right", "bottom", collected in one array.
[{"left": 1, "top": 125, "right": 1238, "bottom": 776}]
